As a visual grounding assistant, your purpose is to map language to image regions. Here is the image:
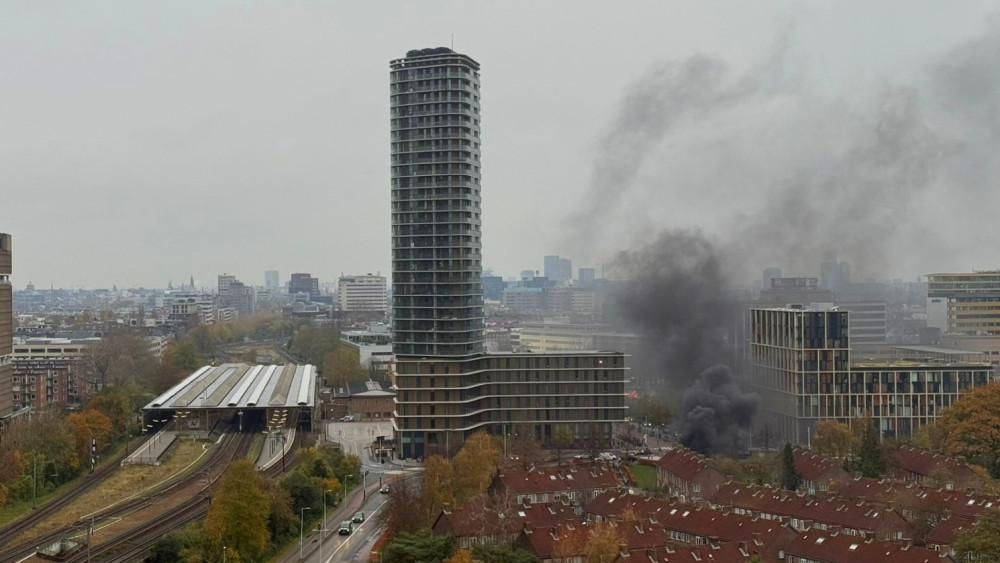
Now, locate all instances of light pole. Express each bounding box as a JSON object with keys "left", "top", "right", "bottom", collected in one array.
[
  {"left": 343, "top": 474, "right": 353, "bottom": 504},
  {"left": 299, "top": 506, "right": 310, "bottom": 560},
  {"left": 320, "top": 489, "right": 332, "bottom": 563},
  {"left": 223, "top": 545, "right": 227, "bottom": 563},
  {"left": 238, "top": 410, "right": 243, "bottom": 432}
]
